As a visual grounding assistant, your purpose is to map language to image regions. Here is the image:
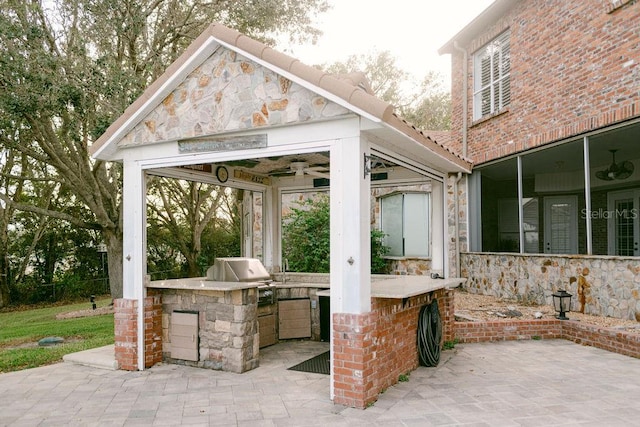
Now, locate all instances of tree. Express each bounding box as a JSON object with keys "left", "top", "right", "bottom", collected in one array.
[
  {"left": 323, "top": 50, "right": 451, "bottom": 131},
  {"left": 0, "top": 148, "right": 23, "bottom": 307},
  {"left": 146, "top": 177, "right": 240, "bottom": 278},
  {"left": 0, "top": 0, "right": 330, "bottom": 300},
  {"left": 399, "top": 71, "right": 451, "bottom": 131}
]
